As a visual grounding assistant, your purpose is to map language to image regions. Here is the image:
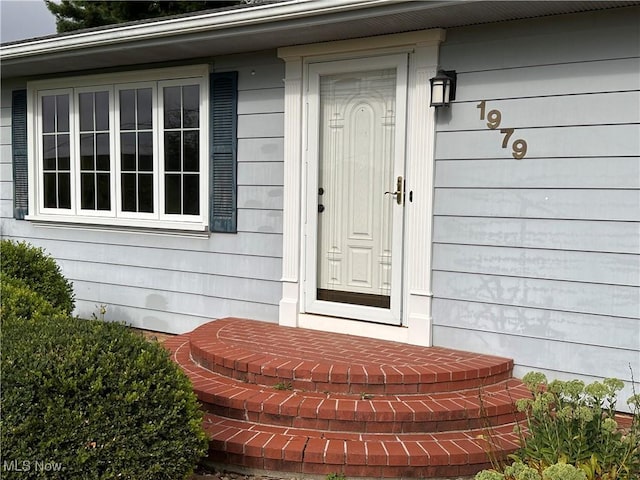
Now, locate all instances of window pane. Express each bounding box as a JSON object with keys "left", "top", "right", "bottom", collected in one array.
[
  {"left": 120, "top": 90, "right": 135, "bottom": 130},
  {"left": 138, "top": 132, "right": 153, "bottom": 171},
  {"left": 183, "top": 131, "right": 199, "bottom": 172},
  {"left": 138, "top": 174, "right": 153, "bottom": 213},
  {"left": 57, "top": 134, "right": 70, "bottom": 170},
  {"left": 80, "top": 134, "right": 94, "bottom": 170},
  {"left": 95, "top": 91, "right": 109, "bottom": 131},
  {"left": 42, "top": 96, "right": 56, "bottom": 133},
  {"left": 164, "top": 131, "right": 181, "bottom": 172},
  {"left": 183, "top": 85, "right": 199, "bottom": 128},
  {"left": 164, "top": 86, "right": 181, "bottom": 129},
  {"left": 44, "top": 173, "right": 57, "bottom": 208},
  {"left": 97, "top": 173, "right": 110, "bottom": 210},
  {"left": 96, "top": 133, "right": 110, "bottom": 171},
  {"left": 183, "top": 174, "right": 199, "bottom": 215},
  {"left": 56, "top": 95, "right": 69, "bottom": 132},
  {"left": 81, "top": 173, "right": 95, "bottom": 210},
  {"left": 43, "top": 135, "right": 57, "bottom": 170},
  {"left": 79, "top": 92, "right": 94, "bottom": 132},
  {"left": 165, "top": 174, "right": 181, "bottom": 214},
  {"left": 58, "top": 172, "right": 71, "bottom": 208},
  {"left": 120, "top": 132, "right": 136, "bottom": 171},
  {"left": 121, "top": 173, "right": 136, "bottom": 211},
  {"left": 137, "top": 88, "right": 152, "bottom": 130}
]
